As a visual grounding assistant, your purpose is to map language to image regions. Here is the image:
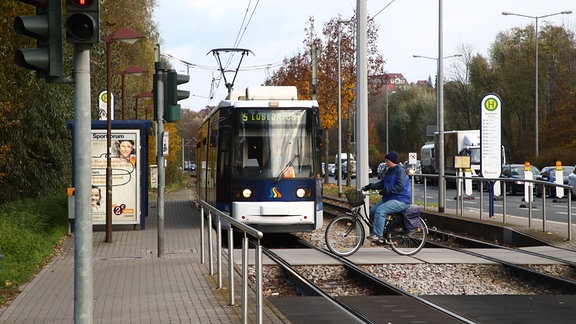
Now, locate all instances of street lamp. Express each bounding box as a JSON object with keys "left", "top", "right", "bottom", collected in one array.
[
  {"left": 102, "top": 27, "right": 144, "bottom": 243},
  {"left": 120, "top": 66, "right": 147, "bottom": 120},
  {"left": 337, "top": 19, "right": 350, "bottom": 196},
  {"left": 413, "top": 54, "right": 462, "bottom": 60},
  {"left": 383, "top": 74, "right": 397, "bottom": 153},
  {"left": 413, "top": 52, "right": 461, "bottom": 213},
  {"left": 502, "top": 10, "right": 572, "bottom": 157},
  {"left": 134, "top": 91, "right": 153, "bottom": 119},
  {"left": 412, "top": 54, "right": 462, "bottom": 87}
]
